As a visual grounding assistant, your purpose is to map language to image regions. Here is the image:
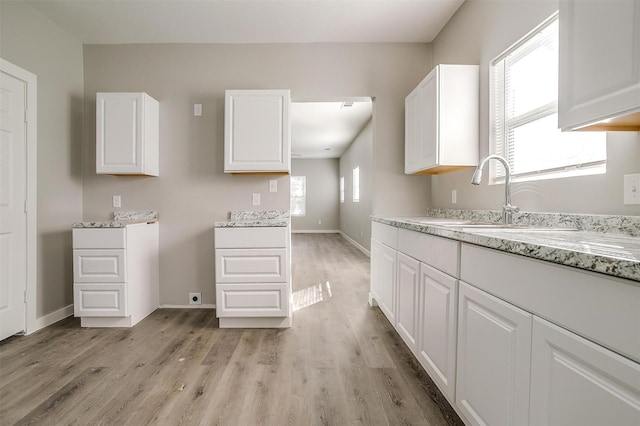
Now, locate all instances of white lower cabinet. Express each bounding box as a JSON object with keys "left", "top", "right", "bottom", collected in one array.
[
  {"left": 417, "top": 263, "right": 458, "bottom": 402},
  {"left": 214, "top": 225, "right": 291, "bottom": 328},
  {"left": 396, "top": 252, "right": 420, "bottom": 355},
  {"left": 455, "top": 282, "right": 532, "bottom": 426},
  {"left": 530, "top": 317, "right": 640, "bottom": 426},
  {"left": 72, "top": 223, "right": 159, "bottom": 327},
  {"left": 370, "top": 238, "right": 397, "bottom": 325}
]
